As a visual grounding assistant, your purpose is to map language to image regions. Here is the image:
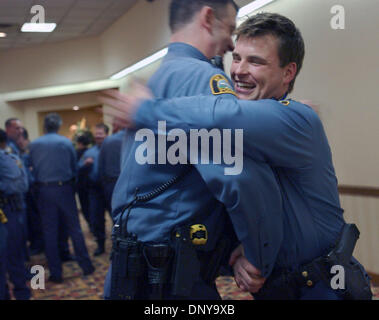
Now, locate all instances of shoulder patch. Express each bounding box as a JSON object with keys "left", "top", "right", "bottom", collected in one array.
[
  {"left": 210, "top": 74, "right": 236, "bottom": 96},
  {"left": 279, "top": 99, "right": 290, "bottom": 106}
]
